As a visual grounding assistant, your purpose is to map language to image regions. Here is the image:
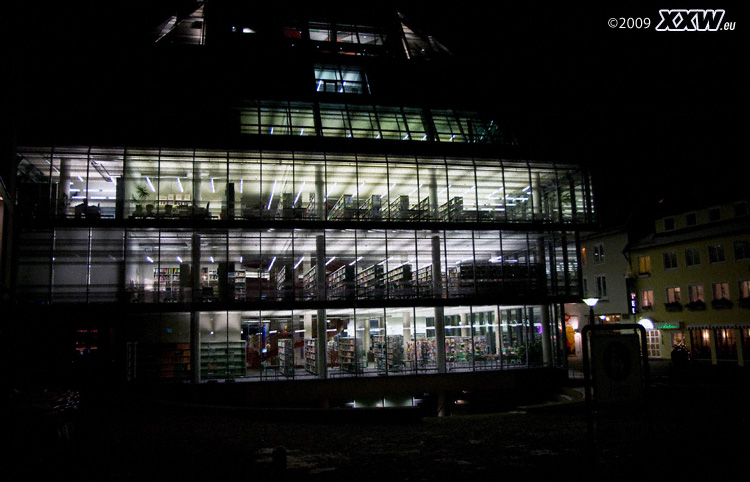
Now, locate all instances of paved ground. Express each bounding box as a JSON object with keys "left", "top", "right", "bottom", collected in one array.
[{"left": 4, "top": 357, "right": 749, "bottom": 480}]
